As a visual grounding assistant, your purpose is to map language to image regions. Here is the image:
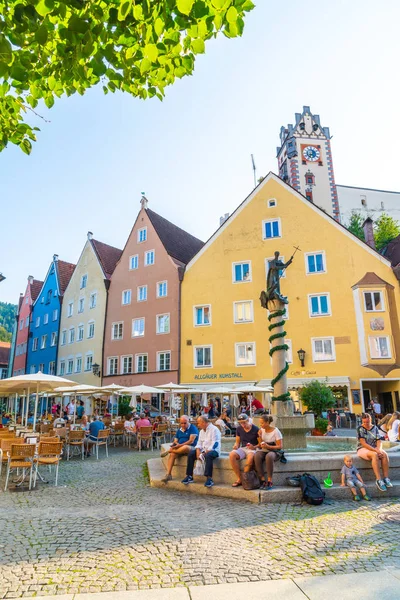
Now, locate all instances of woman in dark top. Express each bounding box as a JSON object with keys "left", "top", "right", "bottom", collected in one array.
[{"left": 357, "top": 412, "right": 391, "bottom": 492}]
